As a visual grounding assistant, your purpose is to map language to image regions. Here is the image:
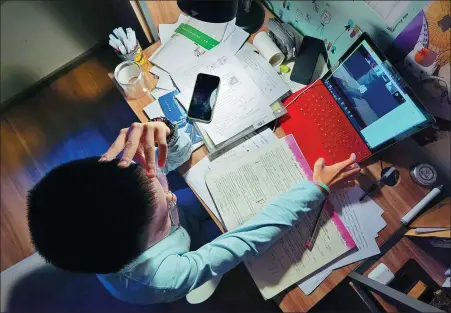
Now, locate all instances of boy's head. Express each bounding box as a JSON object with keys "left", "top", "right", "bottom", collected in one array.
[{"left": 27, "top": 157, "right": 163, "bottom": 274}]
